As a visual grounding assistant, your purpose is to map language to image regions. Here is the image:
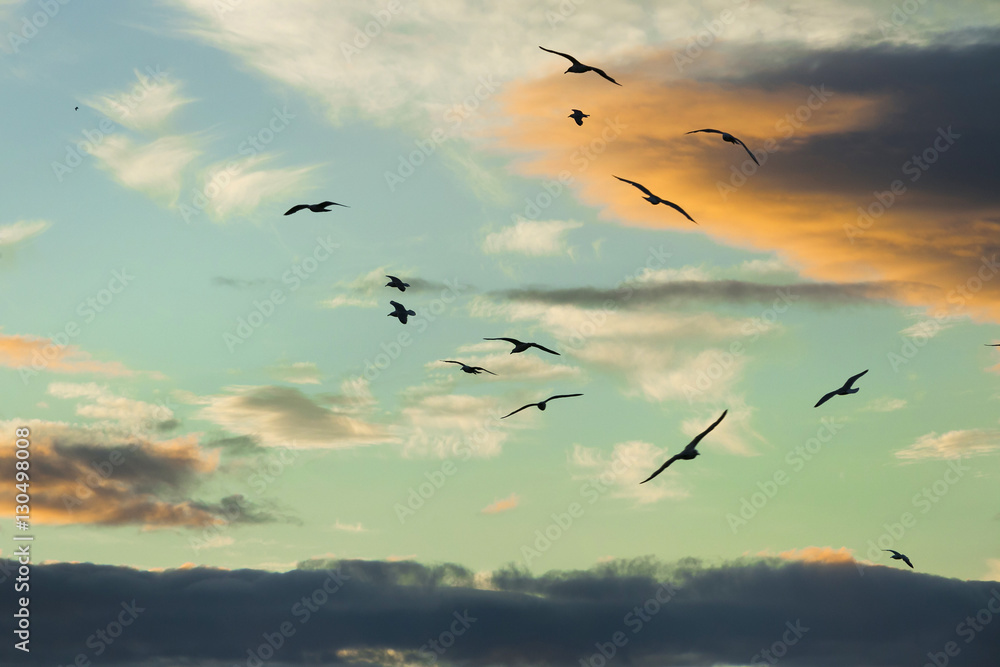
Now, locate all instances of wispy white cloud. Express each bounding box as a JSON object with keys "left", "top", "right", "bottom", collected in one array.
[
  {"left": 197, "top": 156, "right": 317, "bottom": 220},
  {"left": 268, "top": 361, "right": 321, "bottom": 385},
  {"left": 896, "top": 429, "right": 1000, "bottom": 461},
  {"left": 482, "top": 219, "right": 582, "bottom": 256},
  {"left": 571, "top": 440, "right": 687, "bottom": 504},
  {"left": 47, "top": 382, "right": 175, "bottom": 433},
  {"left": 0, "top": 220, "right": 50, "bottom": 246},
  {"left": 85, "top": 68, "right": 194, "bottom": 131},
  {"left": 863, "top": 397, "right": 907, "bottom": 412},
  {"left": 88, "top": 134, "right": 201, "bottom": 202}
]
